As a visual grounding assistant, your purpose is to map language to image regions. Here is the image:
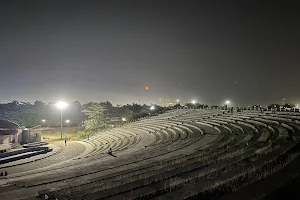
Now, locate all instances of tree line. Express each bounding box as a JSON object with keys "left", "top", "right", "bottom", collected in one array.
[{"left": 0, "top": 100, "right": 167, "bottom": 129}]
